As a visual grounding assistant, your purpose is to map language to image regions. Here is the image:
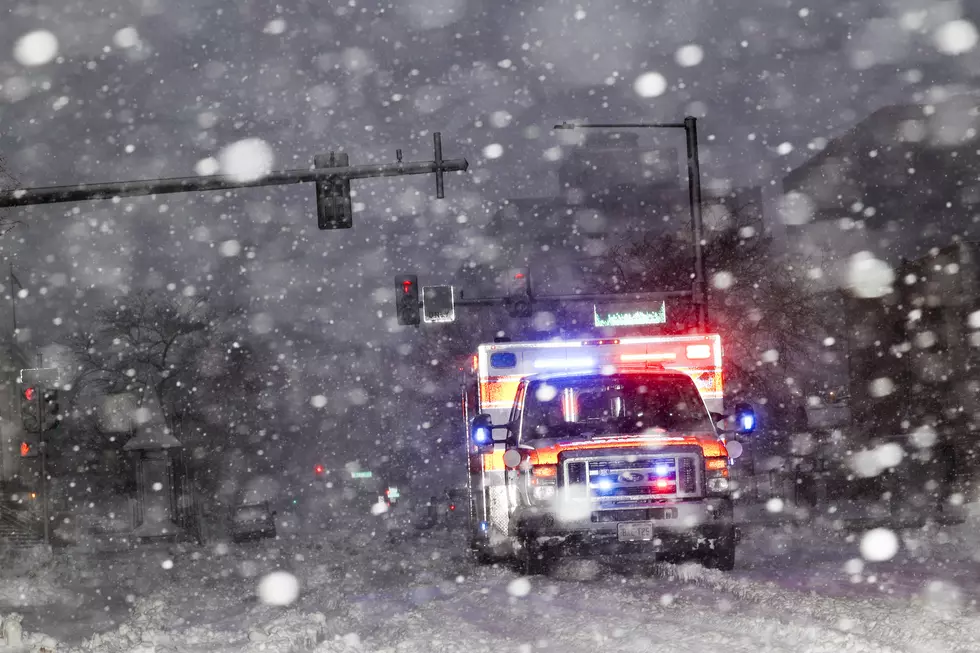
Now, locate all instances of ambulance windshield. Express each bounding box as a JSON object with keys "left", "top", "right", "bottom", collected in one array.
[{"left": 522, "top": 373, "right": 714, "bottom": 440}]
